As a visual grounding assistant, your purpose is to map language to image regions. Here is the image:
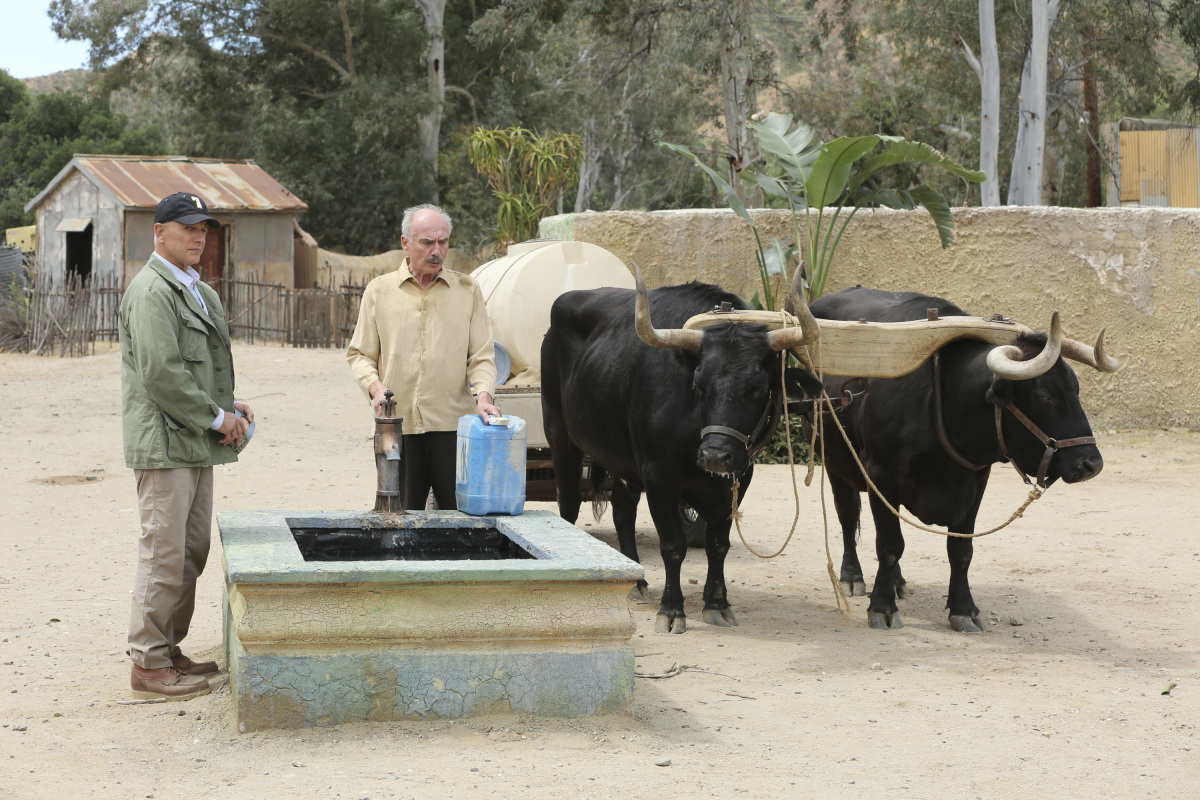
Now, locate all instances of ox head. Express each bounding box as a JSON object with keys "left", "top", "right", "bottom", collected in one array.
[
  {"left": 980, "top": 311, "right": 1117, "bottom": 486},
  {"left": 631, "top": 263, "right": 820, "bottom": 477}
]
